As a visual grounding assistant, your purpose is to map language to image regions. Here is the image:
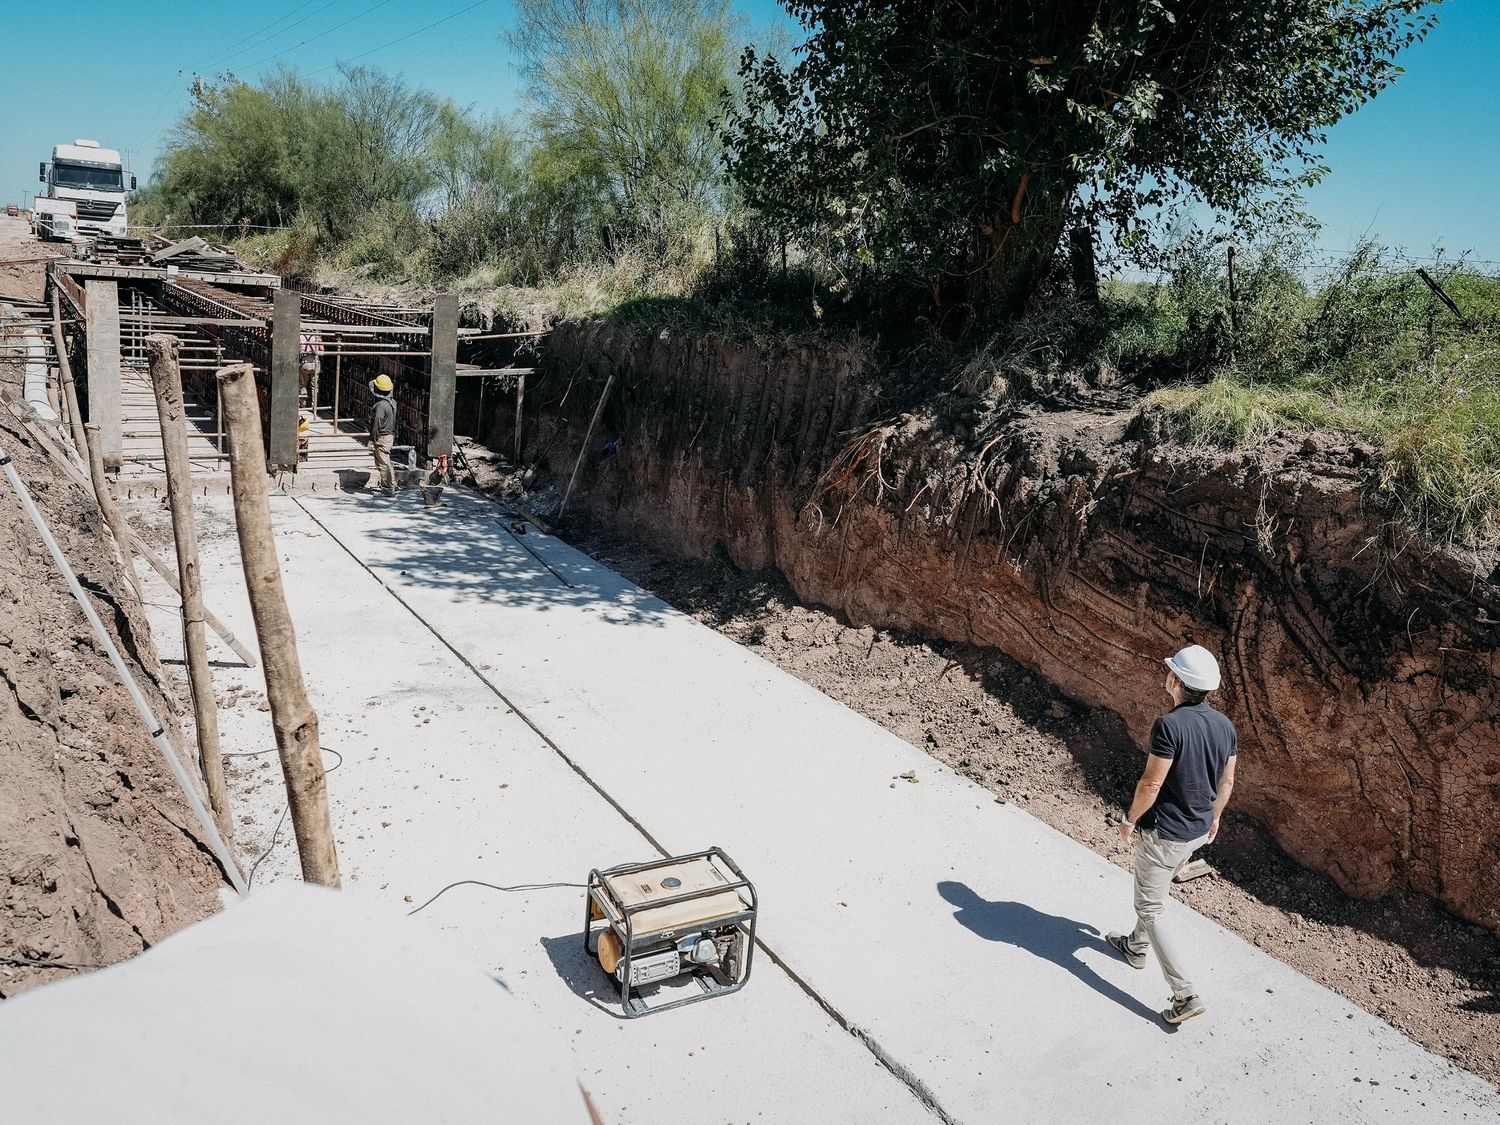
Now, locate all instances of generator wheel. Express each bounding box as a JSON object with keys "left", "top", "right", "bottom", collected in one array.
[{"left": 597, "top": 928, "right": 623, "bottom": 976}]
